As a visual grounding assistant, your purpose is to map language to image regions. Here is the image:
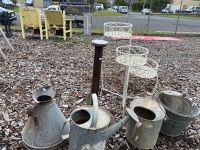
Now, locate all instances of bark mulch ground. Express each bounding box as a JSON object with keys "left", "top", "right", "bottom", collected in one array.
[{"left": 0, "top": 32, "right": 199, "bottom": 149}]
